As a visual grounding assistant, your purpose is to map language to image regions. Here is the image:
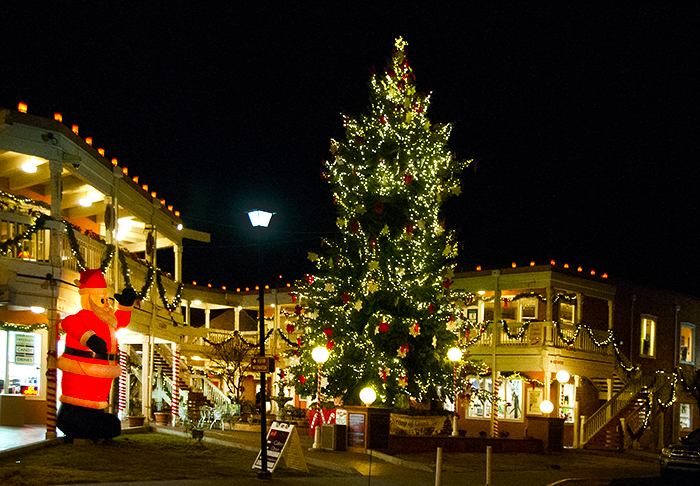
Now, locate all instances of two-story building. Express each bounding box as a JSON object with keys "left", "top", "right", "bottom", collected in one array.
[{"left": 450, "top": 263, "right": 699, "bottom": 450}]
